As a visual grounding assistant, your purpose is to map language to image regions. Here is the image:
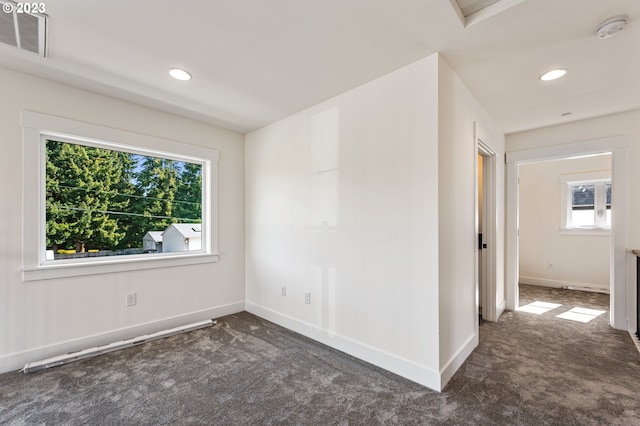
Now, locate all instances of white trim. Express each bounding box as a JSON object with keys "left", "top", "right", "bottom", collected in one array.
[
  {"left": 21, "top": 111, "right": 220, "bottom": 161},
  {"left": 40, "top": 131, "right": 211, "bottom": 166},
  {"left": 519, "top": 276, "right": 609, "bottom": 293},
  {"left": 449, "top": 0, "right": 526, "bottom": 28},
  {"left": 559, "top": 170, "right": 611, "bottom": 231},
  {"left": 447, "top": 0, "right": 466, "bottom": 27},
  {"left": 612, "top": 148, "right": 631, "bottom": 332},
  {"left": 21, "top": 110, "right": 219, "bottom": 281},
  {"left": 465, "top": 0, "right": 526, "bottom": 27},
  {"left": 245, "top": 302, "right": 443, "bottom": 392},
  {"left": 23, "top": 253, "right": 218, "bottom": 281},
  {"left": 506, "top": 135, "right": 630, "bottom": 330},
  {"left": 559, "top": 228, "right": 610, "bottom": 236},
  {"left": 506, "top": 136, "right": 626, "bottom": 164},
  {"left": 559, "top": 170, "right": 610, "bottom": 184},
  {"left": 506, "top": 161, "right": 519, "bottom": 311},
  {"left": 439, "top": 332, "right": 477, "bottom": 388},
  {"left": 497, "top": 300, "right": 506, "bottom": 318},
  {"left": 475, "top": 122, "right": 498, "bottom": 322},
  {"left": 0, "top": 301, "right": 244, "bottom": 374}
]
